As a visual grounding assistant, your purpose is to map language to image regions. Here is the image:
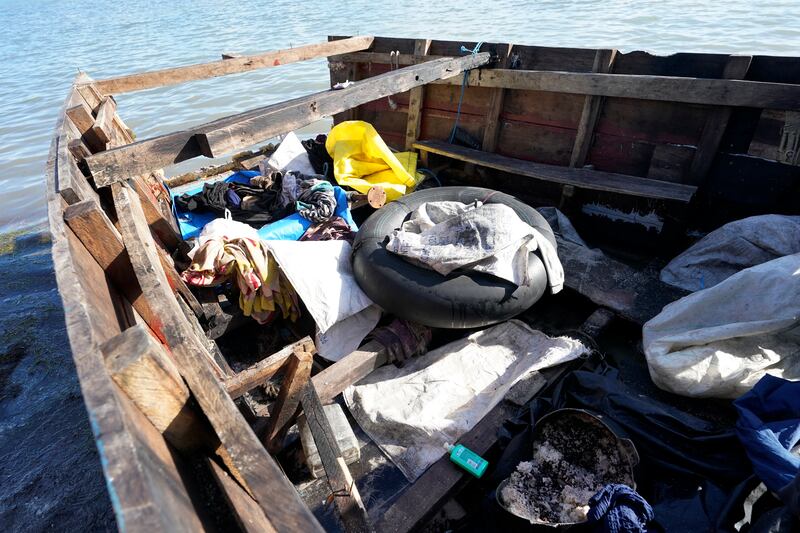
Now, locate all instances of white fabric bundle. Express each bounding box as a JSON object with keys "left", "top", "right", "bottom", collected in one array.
[
  {"left": 386, "top": 201, "right": 563, "bottom": 293},
  {"left": 644, "top": 253, "right": 800, "bottom": 399},
  {"left": 345, "top": 320, "right": 588, "bottom": 480}
]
